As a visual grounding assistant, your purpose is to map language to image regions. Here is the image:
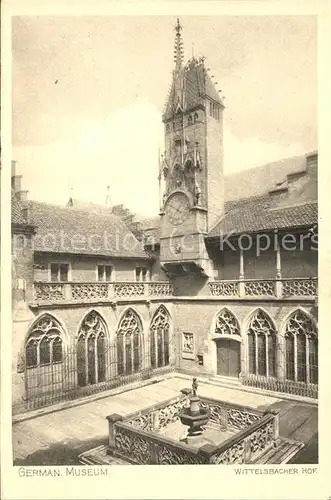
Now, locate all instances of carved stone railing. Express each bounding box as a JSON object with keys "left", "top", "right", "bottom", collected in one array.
[
  {"left": 126, "top": 395, "right": 188, "bottom": 433},
  {"left": 199, "top": 397, "right": 262, "bottom": 430},
  {"left": 71, "top": 283, "right": 108, "bottom": 301},
  {"left": 209, "top": 278, "right": 317, "bottom": 299},
  {"left": 33, "top": 283, "right": 65, "bottom": 301},
  {"left": 244, "top": 280, "right": 276, "bottom": 297},
  {"left": 148, "top": 282, "right": 173, "bottom": 297},
  {"left": 209, "top": 281, "right": 239, "bottom": 297},
  {"left": 113, "top": 283, "right": 145, "bottom": 297},
  {"left": 282, "top": 278, "right": 318, "bottom": 298},
  {"left": 32, "top": 281, "right": 173, "bottom": 304},
  {"left": 240, "top": 373, "right": 318, "bottom": 399},
  {"left": 208, "top": 412, "right": 278, "bottom": 464},
  {"left": 106, "top": 394, "right": 278, "bottom": 465},
  {"left": 113, "top": 422, "right": 205, "bottom": 465}
]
